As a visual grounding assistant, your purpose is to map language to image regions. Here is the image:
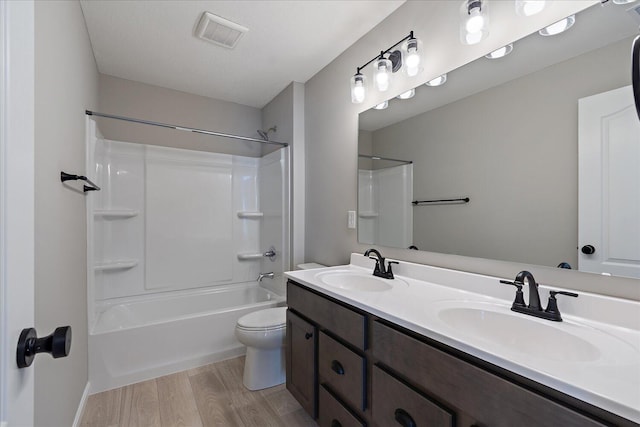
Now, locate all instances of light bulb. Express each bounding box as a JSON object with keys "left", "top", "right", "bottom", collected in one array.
[
  {"left": 374, "top": 101, "right": 389, "bottom": 110},
  {"left": 539, "top": 15, "right": 575, "bottom": 36},
  {"left": 460, "top": 0, "right": 488, "bottom": 45},
  {"left": 350, "top": 73, "right": 366, "bottom": 104},
  {"left": 485, "top": 44, "right": 513, "bottom": 59},
  {"left": 425, "top": 74, "right": 447, "bottom": 87},
  {"left": 465, "top": 31, "right": 483, "bottom": 45},
  {"left": 404, "top": 37, "right": 421, "bottom": 77},
  {"left": 466, "top": 10, "right": 485, "bottom": 33},
  {"left": 397, "top": 89, "right": 415, "bottom": 100},
  {"left": 373, "top": 57, "right": 392, "bottom": 92},
  {"left": 516, "top": 0, "right": 545, "bottom": 17}
]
